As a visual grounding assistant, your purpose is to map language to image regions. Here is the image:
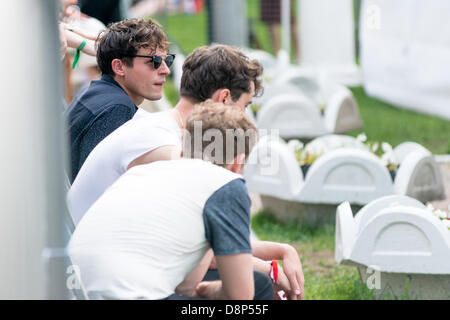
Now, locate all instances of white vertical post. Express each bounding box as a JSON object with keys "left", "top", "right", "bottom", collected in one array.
[
  {"left": 210, "top": 0, "right": 248, "bottom": 47},
  {"left": 0, "top": 0, "right": 67, "bottom": 299},
  {"left": 298, "top": 0, "right": 362, "bottom": 86},
  {"left": 281, "top": 0, "right": 291, "bottom": 56}
]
